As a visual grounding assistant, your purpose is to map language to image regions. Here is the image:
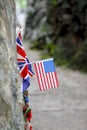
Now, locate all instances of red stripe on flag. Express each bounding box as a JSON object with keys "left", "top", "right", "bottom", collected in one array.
[
  {"left": 48, "top": 73, "right": 53, "bottom": 89},
  {"left": 17, "top": 58, "right": 26, "bottom": 62},
  {"left": 54, "top": 72, "right": 59, "bottom": 87},
  {"left": 40, "top": 62, "right": 47, "bottom": 90},
  {"left": 16, "top": 45, "right": 26, "bottom": 58},
  {"left": 38, "top": 62, "right": 44, "bottom": 91},
  {"left": 34, "top": 60, "right": 59, "bottom": 91},
  {"left": 34, "top": 63, "right": 42, "bottom": 91},
  {"left": 18, "top": 32, "right": 22, "bottom": 41},
  {"left": 46, "top": 74, "right": 51, "bottom": 90},
  {"left": 20, "top": 64, "right": 28, "bottom": 78},
  {"left": 52, "top": 73, "right": 55, "bottom": 88},
  {"left": 28, "top": 71, "right": 34, "bottom": 77}
]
